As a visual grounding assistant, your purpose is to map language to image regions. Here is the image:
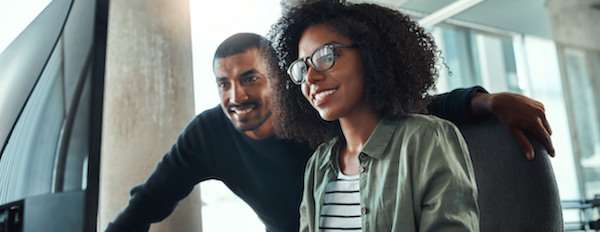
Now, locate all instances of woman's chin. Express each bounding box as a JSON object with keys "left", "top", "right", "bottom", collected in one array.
[{"left": 317, "top": 111, "right": 338, "bottom": 122}]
